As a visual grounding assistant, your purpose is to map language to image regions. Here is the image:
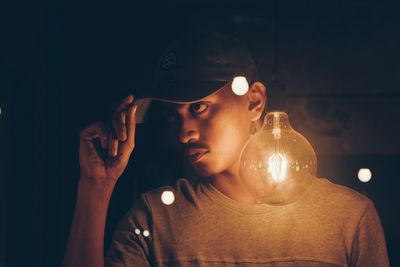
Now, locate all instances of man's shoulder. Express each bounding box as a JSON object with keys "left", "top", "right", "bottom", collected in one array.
[{"left": 311, "top": 177, "right": 372, "bottom": 210}]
